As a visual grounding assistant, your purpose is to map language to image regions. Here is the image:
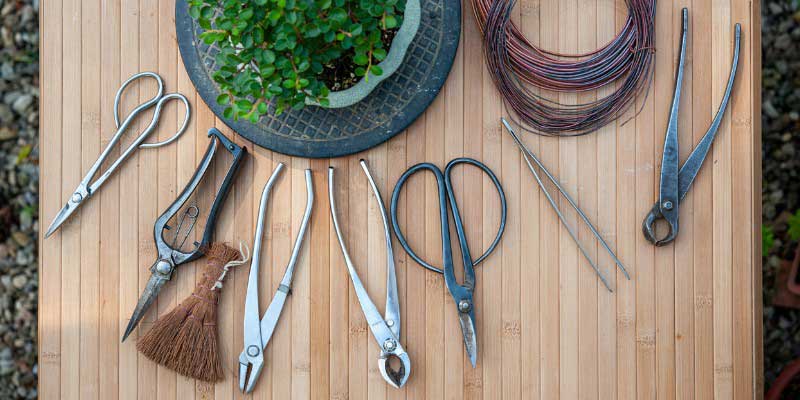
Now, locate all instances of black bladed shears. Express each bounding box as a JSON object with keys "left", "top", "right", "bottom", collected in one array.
[{"left": 390, "top": 158, "right": 507, "bottom": 367}]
